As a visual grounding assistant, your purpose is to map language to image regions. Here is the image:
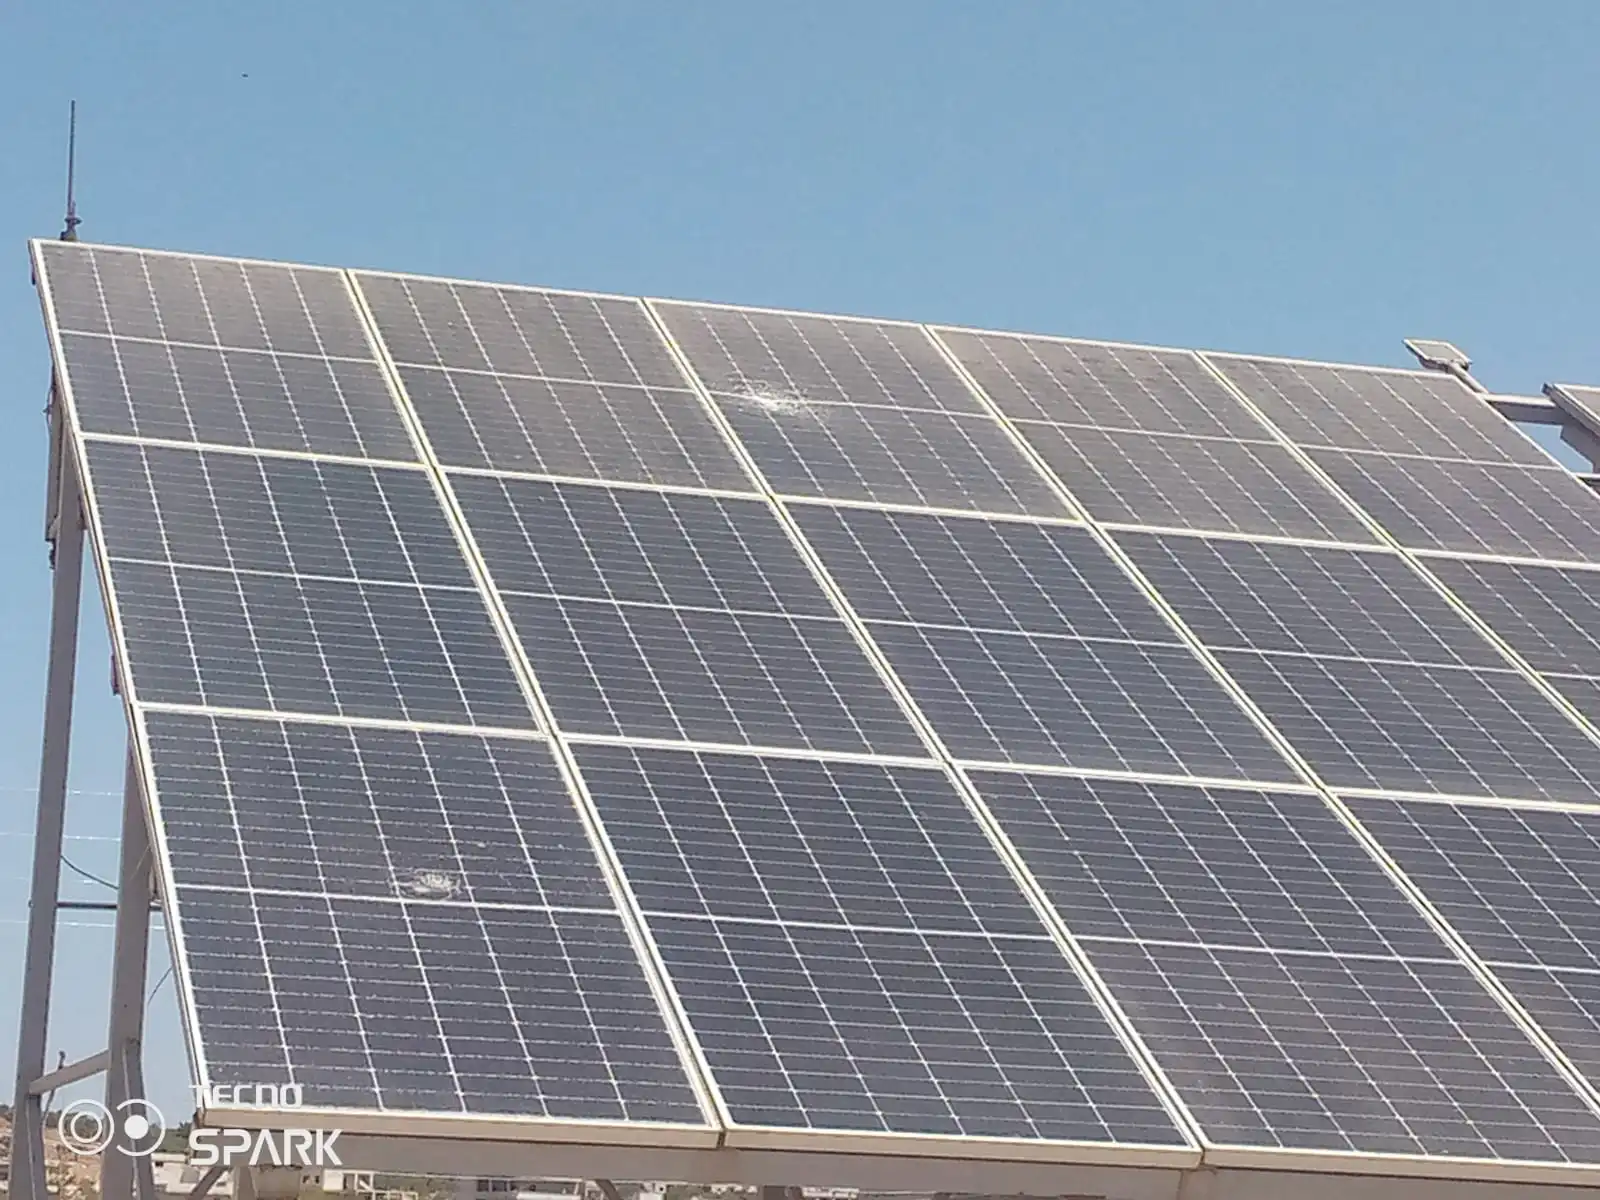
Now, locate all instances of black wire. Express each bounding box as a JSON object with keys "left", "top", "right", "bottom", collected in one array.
[
  {"left": 61, "top": 853, "right": 116, "bottom": 891},
  {"left": 147, "top": 964, "right": 174, "bottom": 1006}
]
